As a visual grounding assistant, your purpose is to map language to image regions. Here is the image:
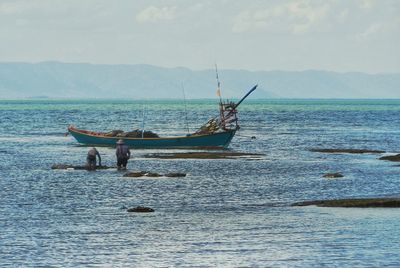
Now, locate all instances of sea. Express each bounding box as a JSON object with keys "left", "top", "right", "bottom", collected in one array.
[{"left": 0, "top": 99, "right": 400, "bottom": 267}]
